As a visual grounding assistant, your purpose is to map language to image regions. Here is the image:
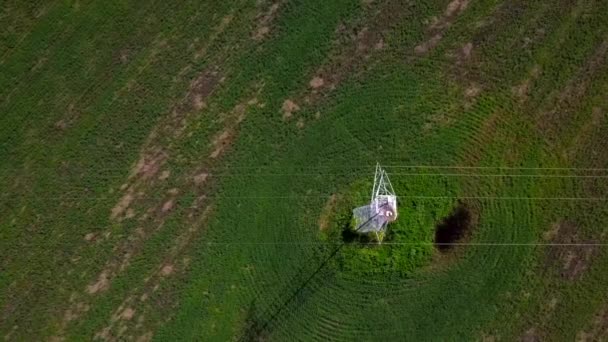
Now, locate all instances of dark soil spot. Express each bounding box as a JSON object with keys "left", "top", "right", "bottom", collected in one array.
[{"left": 434, "top": 203, "right": 472, "bottom": 251}]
